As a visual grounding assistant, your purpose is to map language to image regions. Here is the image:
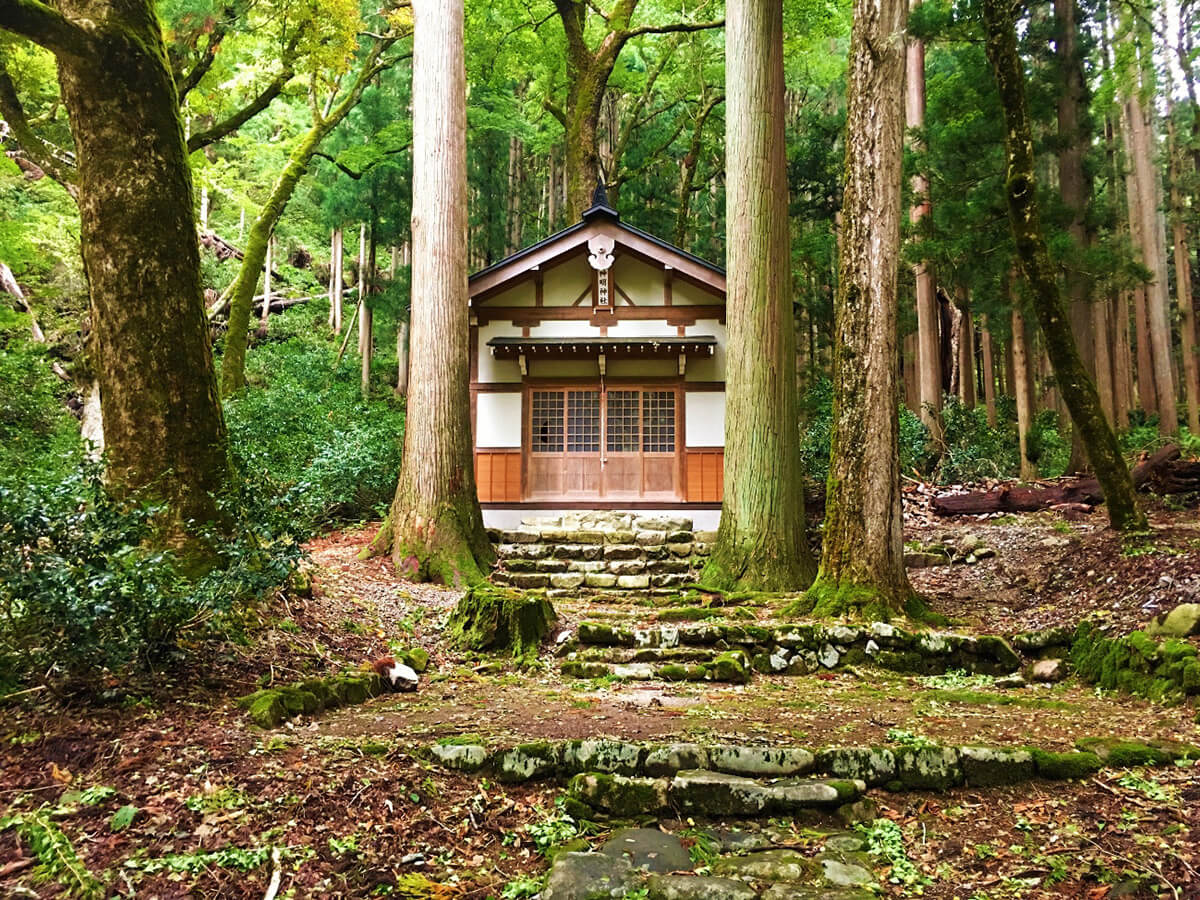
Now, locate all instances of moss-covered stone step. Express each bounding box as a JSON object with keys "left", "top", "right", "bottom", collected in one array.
[
  {"left": 562, "top": 650, "right": 751, "bottom": 684},
  {"left": 1071, "top": 622, "right": 1200, "bottom": 704},
  {"left": 427, "top": 736, "right": 1200, "bottom": 796},
  {"left": 236, "top": 671, "right": 385, "bottom": 729},
  {"left": 566, "top": 620, "right": 1023, "bottom": 677}
]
